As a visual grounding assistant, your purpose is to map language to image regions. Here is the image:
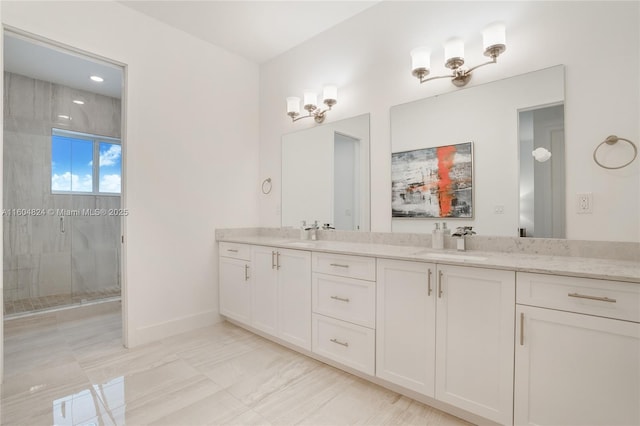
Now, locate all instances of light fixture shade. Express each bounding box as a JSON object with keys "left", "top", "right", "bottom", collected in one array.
[
  {"left": 286, "top": 97, "right": 300, "bottom": 114},
  {"left": 303, "top": 91, "right": 317, "bottom": 107},
  {"left": 444, "top": 38, "right": 464, "bottom": 61},
  {"left": 410, "top": 46, "right": 431, "bottom": 72},
  {"left": 532, "top": 147, "right": 552, "bottom": 162},
  {"left": 483, "top": 23, "right": 506, "bottom": 50},
  {"left": 323, "top": 85, "right": 338, "bottom": 103}
]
